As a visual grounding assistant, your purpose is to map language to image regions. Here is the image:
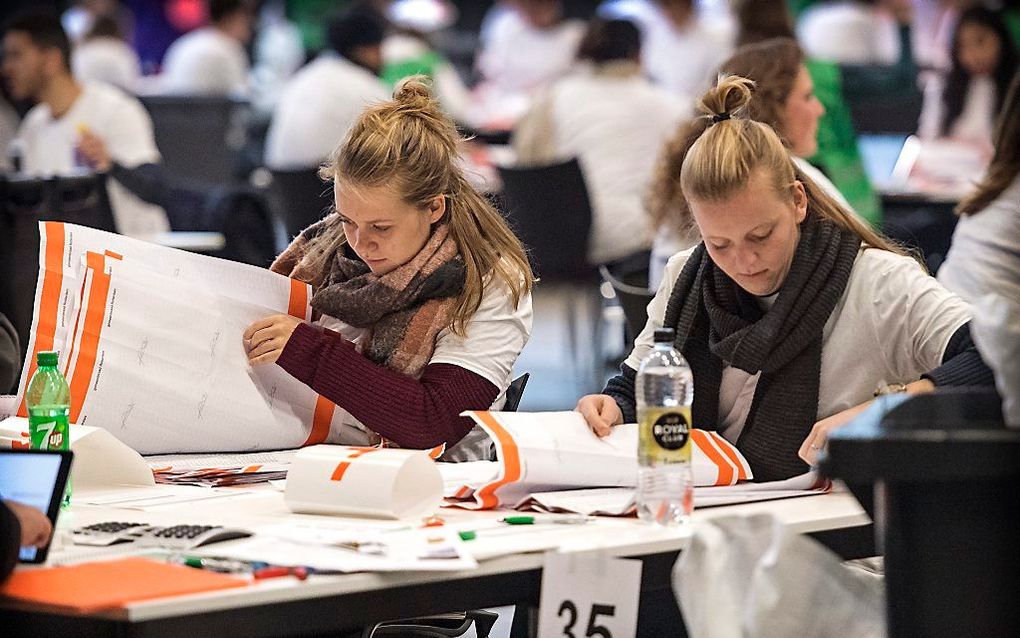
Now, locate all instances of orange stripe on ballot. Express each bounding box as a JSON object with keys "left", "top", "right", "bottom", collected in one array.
[
  {"left": 691, "top": 429, "right": 734, "bottom": 486},
  {"left": 330, "top": 448, "right": 379, "bottom": 482},
  {"left": 67, "top": 253, "right": 113, "bottom": 422},
  {"left": 301, "top": 395, "right": 335, "bottom": 446},
  {"left": 469, "top": 412, "right": 522, "bottom": 509},
  {"left": 708, "top": 431, "right": 750, "bottom": 481},
  {"left": 18, "top": 222, "right": 66, "bottom": 417},
  {"left": 287, "top": 279, "right": 308, "bottom": 320}
]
